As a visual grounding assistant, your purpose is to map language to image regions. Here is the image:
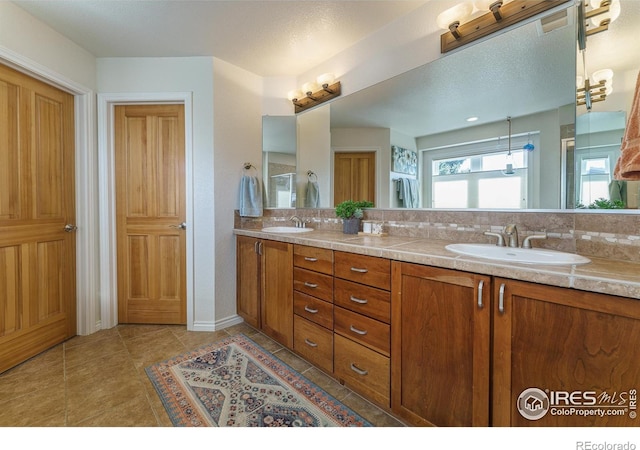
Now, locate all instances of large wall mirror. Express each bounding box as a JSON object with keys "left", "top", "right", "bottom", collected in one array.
[{"left": 263, "top": 0, "right": 639, "bottom": 212}]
